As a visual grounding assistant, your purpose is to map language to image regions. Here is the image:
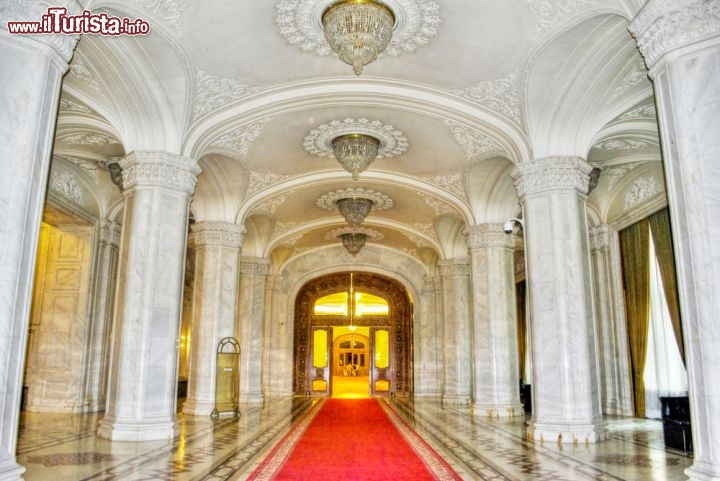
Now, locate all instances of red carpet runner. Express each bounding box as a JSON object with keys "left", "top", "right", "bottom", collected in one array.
[{"left": 248, "top": 398, "right": 462, "bottom": 481}]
